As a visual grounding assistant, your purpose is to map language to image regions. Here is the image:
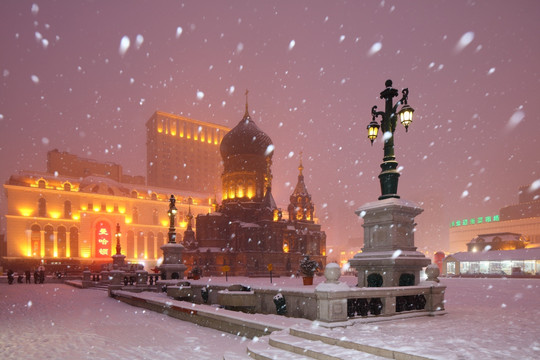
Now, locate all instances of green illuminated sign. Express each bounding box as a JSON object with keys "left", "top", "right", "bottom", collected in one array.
[{"left": 450, "top": 215, "right": 499, "bottom": 228}]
